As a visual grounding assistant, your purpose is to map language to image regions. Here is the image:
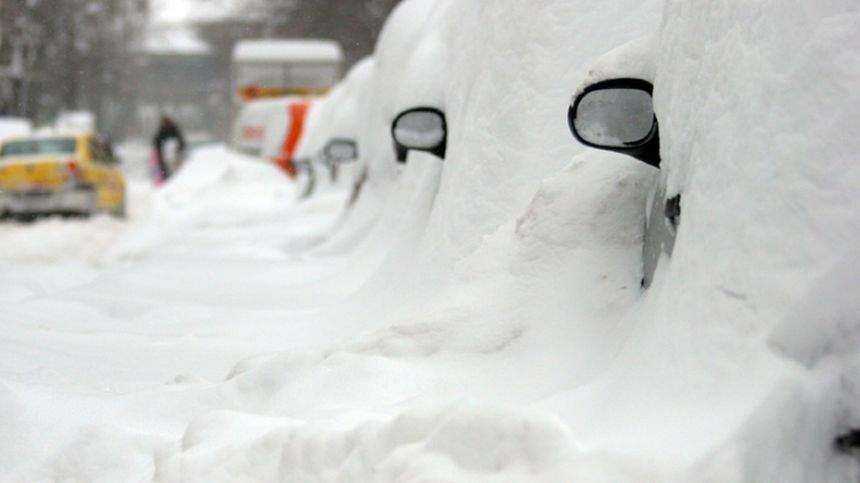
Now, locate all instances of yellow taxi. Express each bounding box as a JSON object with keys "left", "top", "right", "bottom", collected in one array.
[{"left": 0, "top": 132, "right": 126, "bottom": 219}]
